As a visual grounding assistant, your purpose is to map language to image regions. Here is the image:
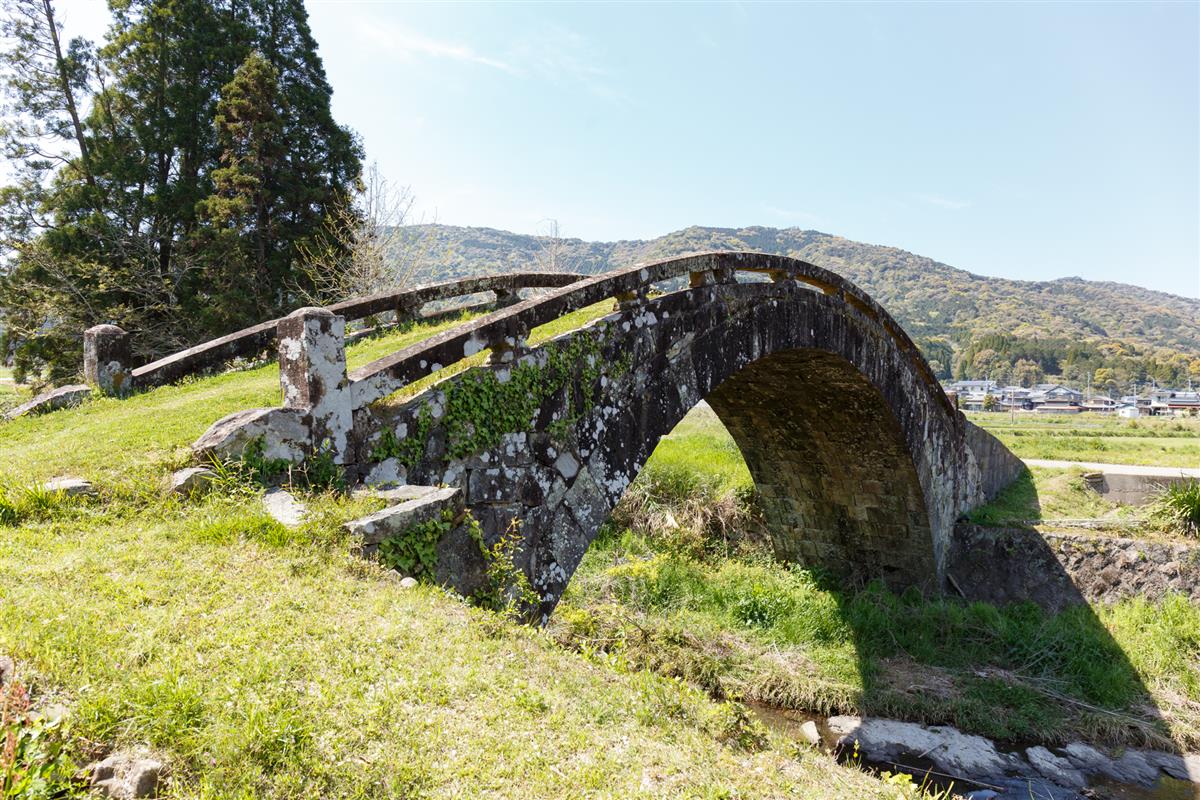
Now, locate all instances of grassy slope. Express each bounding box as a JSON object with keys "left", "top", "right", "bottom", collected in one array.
[
  {"left": 1, "top": 313, "right": 926, "bottom": 799},
  {"left": 5, "top": 494, "right": 890, "bottom": 798},
  {"left": 553, "top": 405, "right": 1200, "bottom": 750}
]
